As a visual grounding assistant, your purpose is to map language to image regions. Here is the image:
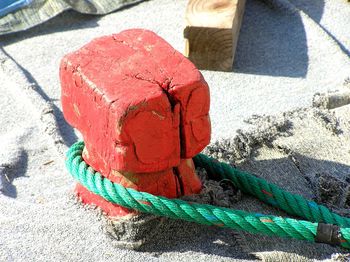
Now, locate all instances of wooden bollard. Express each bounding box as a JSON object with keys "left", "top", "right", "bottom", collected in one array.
[
  {"left": 60, "top": 29, "right": 211, "bottom": 217},
  {"left": 184, "top": 0, "right": 246, "bottom": 71}
]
